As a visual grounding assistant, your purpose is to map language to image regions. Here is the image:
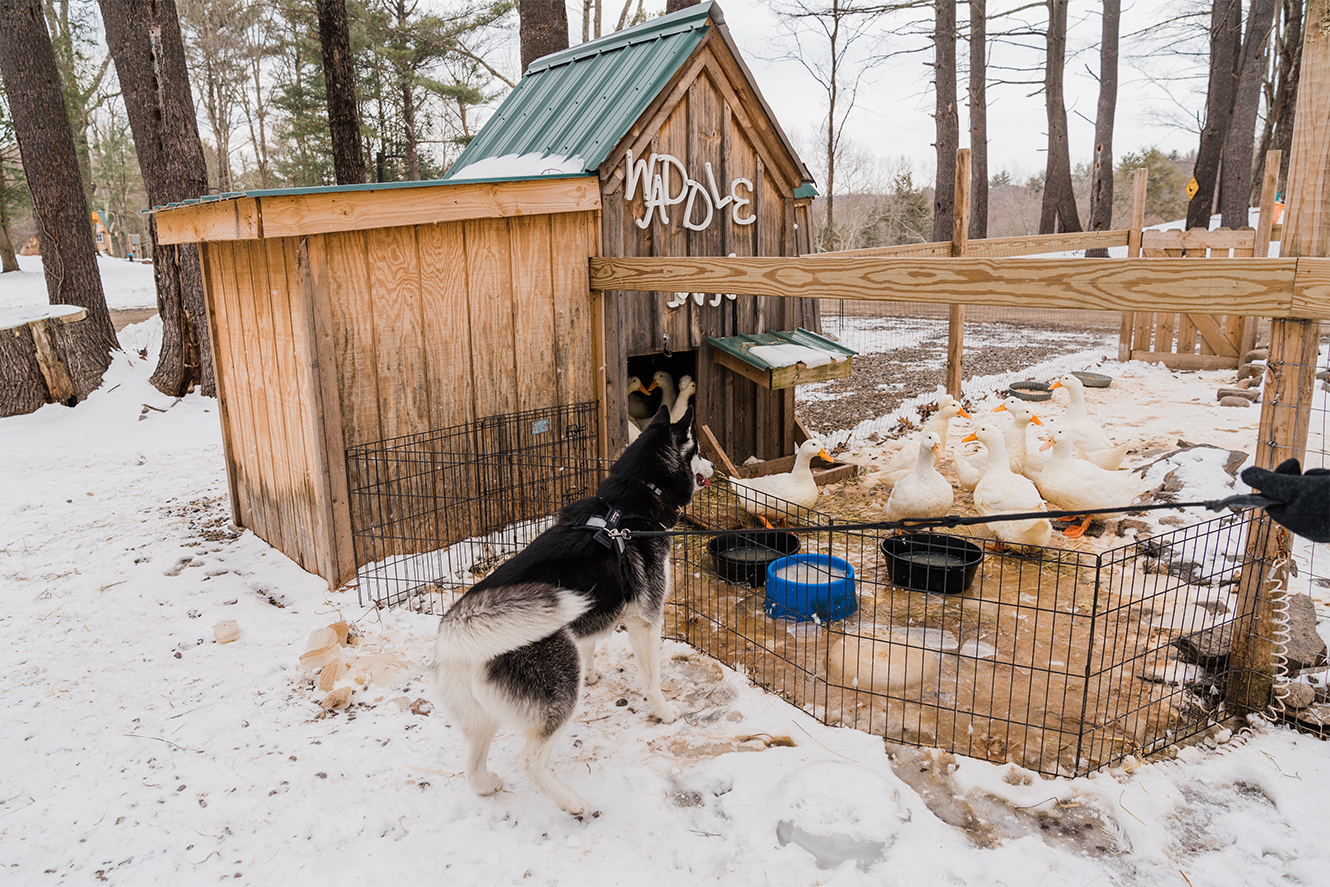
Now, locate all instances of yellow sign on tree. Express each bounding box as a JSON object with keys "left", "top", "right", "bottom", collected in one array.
[{"left": 1186, "top": 176, "right": 1199, "bottom": 201}]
